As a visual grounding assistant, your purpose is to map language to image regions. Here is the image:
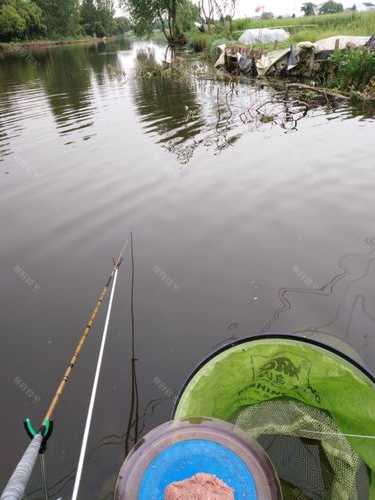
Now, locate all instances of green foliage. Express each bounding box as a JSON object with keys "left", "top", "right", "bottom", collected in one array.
[
  {"left": 0, "top": 0, "right": 122, "bottom": 41},
  {"left": 96, "top": 0, "right": 115, "bottom": 36},
  {"left": 319, "top": 1, "right": 344, "bottom": 15},
  {"left": 0, "top": 0, "right": 44, "bottom": 42},
  {"left": 176, "top": 0, "right": 199, "bottom": 33},
  {"left": 81, "top": 0, "right": 121, "bottom": 37},
  {"left": 330, "top": 48, "right": 375, "bottom": 91},
  {"left": 187, "top": 30, "right": 234, "bottom": 59},
  {"left": 121, "top": 0, "right": 182, "bottom": 44},
  {"left": 80, "top": 0, "right": 96, "bottom": 36},
  {"left": 113, "top": 16, "right": 131, "bottom": 35},
  {"left": 301, "top": 3, "right": 317, "bottom": 16},
  {"left": 33, "top": 0, "right": 80, "bottom": 36},
  {"left": 0, "top": 4, "right": 25, "bottom": 41},
  {"left": 122, "top": 0, "right": 159, "bottom": 36}
]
